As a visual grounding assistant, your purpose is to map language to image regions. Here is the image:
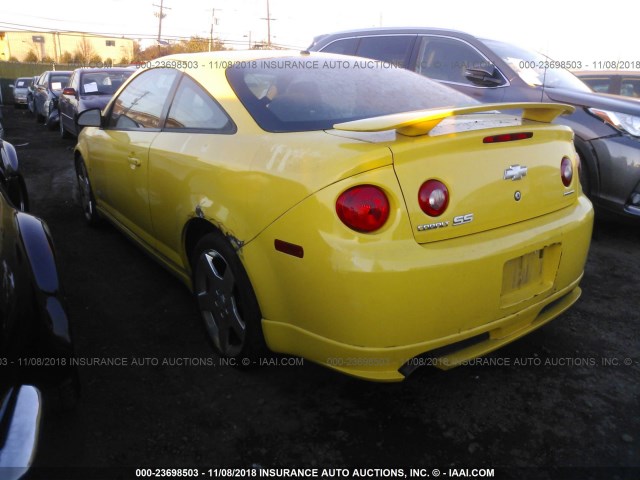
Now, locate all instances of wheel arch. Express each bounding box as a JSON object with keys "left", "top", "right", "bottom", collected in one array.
[
  {"left": 574, "top": 136, "right": 600, "bottom": 197},
  {"left": 183, "top": 218, "right": 224, "bottom": 273}
]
